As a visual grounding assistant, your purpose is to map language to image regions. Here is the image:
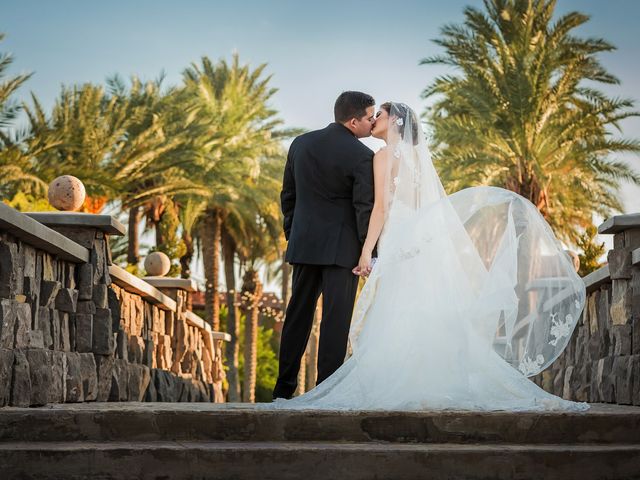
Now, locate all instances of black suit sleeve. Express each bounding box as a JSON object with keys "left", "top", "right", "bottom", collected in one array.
[
  {"left": 352, "top": 150, "right": 375, "bottom": 244},
  {"left": 280, "top": 143, "right": 296, "bottom": 240}
]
